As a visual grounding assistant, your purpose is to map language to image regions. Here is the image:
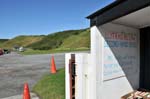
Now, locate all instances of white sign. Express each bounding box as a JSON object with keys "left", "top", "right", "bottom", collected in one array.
[{"left": 103, "top": 31, "right": 138, "bottom": 81}]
